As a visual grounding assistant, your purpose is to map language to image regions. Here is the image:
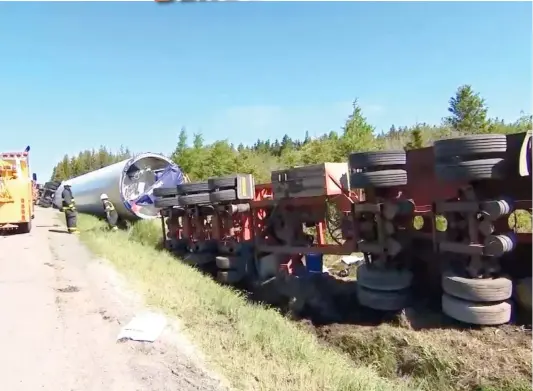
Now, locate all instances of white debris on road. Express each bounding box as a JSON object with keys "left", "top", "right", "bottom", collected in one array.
[{"left": 117, "top": 312, "right": 167, "bottom": 343}]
